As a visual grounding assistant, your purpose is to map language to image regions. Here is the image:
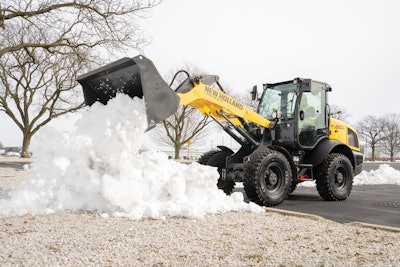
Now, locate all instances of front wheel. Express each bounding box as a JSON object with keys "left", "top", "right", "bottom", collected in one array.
[
  {"left": 244, "top": 148, "right": 292, "bottom": 207},
  {"left": 198, "top": 149, "right": 235, "bottom": 195},
  {"left": 315, "top": 153, "right": 354, "bottom": 201}
]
